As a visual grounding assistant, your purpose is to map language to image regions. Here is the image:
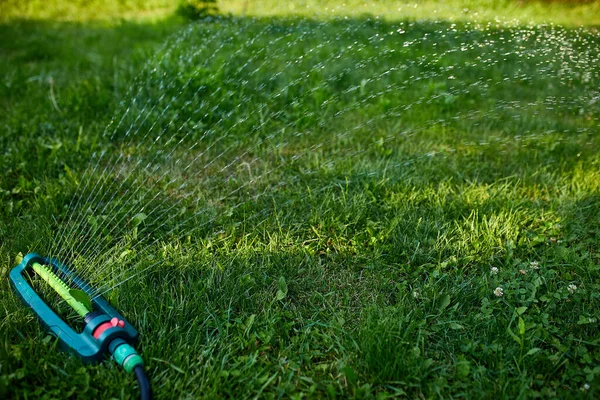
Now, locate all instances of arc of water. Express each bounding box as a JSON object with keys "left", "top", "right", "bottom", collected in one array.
[
  {"left": 49, "top": 20, "right": 596, "bottom": 296},
  {"left": 48, "top": 23, "right": 203, "bottom": 265},
  {"left": 69, "top": 19, "right": 395, "bottom": 272},
  {"left": 55, "top": 20, "right": 287, "bottom": 266},
  {"left": 53, "top": 27, "right": 257, "bottom": 264}
]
